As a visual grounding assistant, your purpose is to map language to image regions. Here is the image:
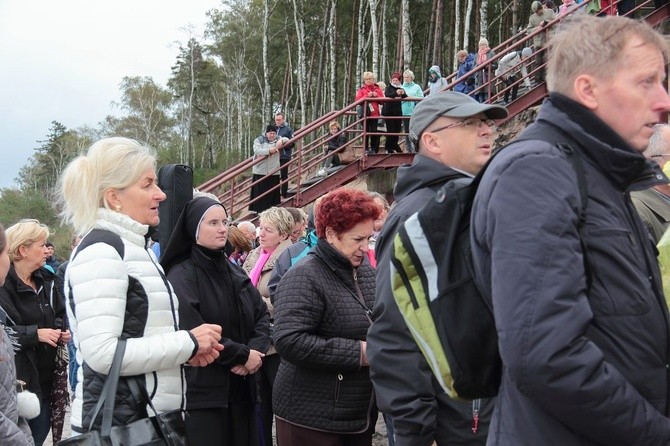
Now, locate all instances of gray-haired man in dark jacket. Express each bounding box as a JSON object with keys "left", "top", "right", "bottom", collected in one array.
[
  {"left": 471, "top": 15, "right": 670, "bottom": 445},
  {"left": 367, "top": 91, "right": 508, "bottom": 446}
]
